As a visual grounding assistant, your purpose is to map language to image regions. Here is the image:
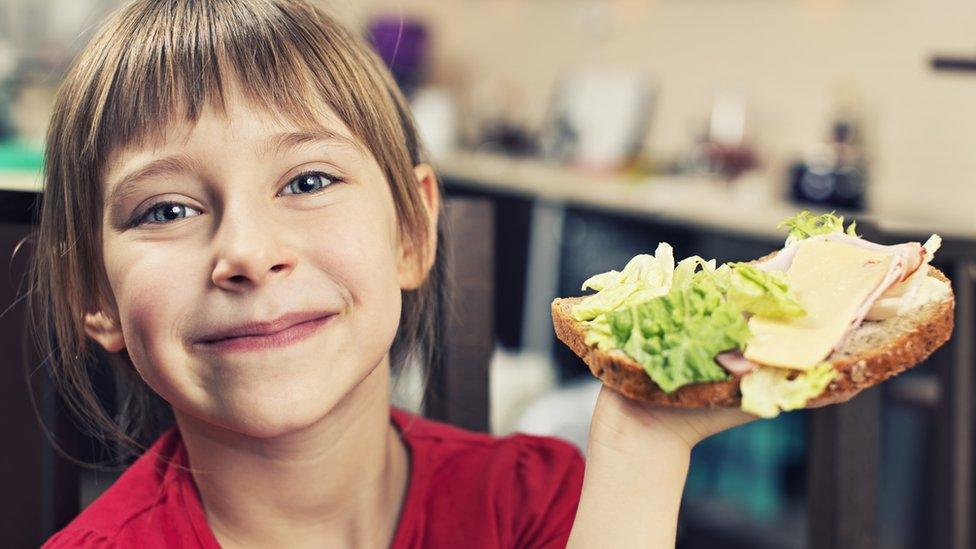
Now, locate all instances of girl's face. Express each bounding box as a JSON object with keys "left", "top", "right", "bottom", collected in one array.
[{"left": 85, "top": 86, "right": 434, "bottom": 438}]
